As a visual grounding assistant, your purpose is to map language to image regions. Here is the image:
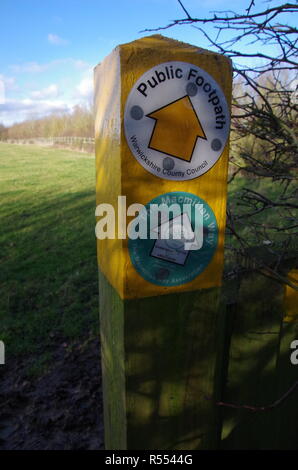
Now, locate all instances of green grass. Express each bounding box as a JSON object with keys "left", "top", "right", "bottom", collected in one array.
[
  {"left": 0, "top": 143, "right": 295, "bottom": 362},
  {"left": 0, "top": 143, "right": 98, "bottom": 358}
]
